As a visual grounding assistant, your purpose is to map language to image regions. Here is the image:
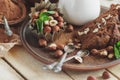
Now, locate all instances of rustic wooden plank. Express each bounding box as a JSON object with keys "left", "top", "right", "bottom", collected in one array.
[
  {"left": 0, "top": 58, "right": 24, "bottom": 80},
  {"left": 4, "top": 46, "right": 72, "bottom": 80},
  {"left": 65, "top": 69, "right": 118, "bottom": 80},
  {"left": 107, "top": 64, "right": 120, "bottom": 79}
]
